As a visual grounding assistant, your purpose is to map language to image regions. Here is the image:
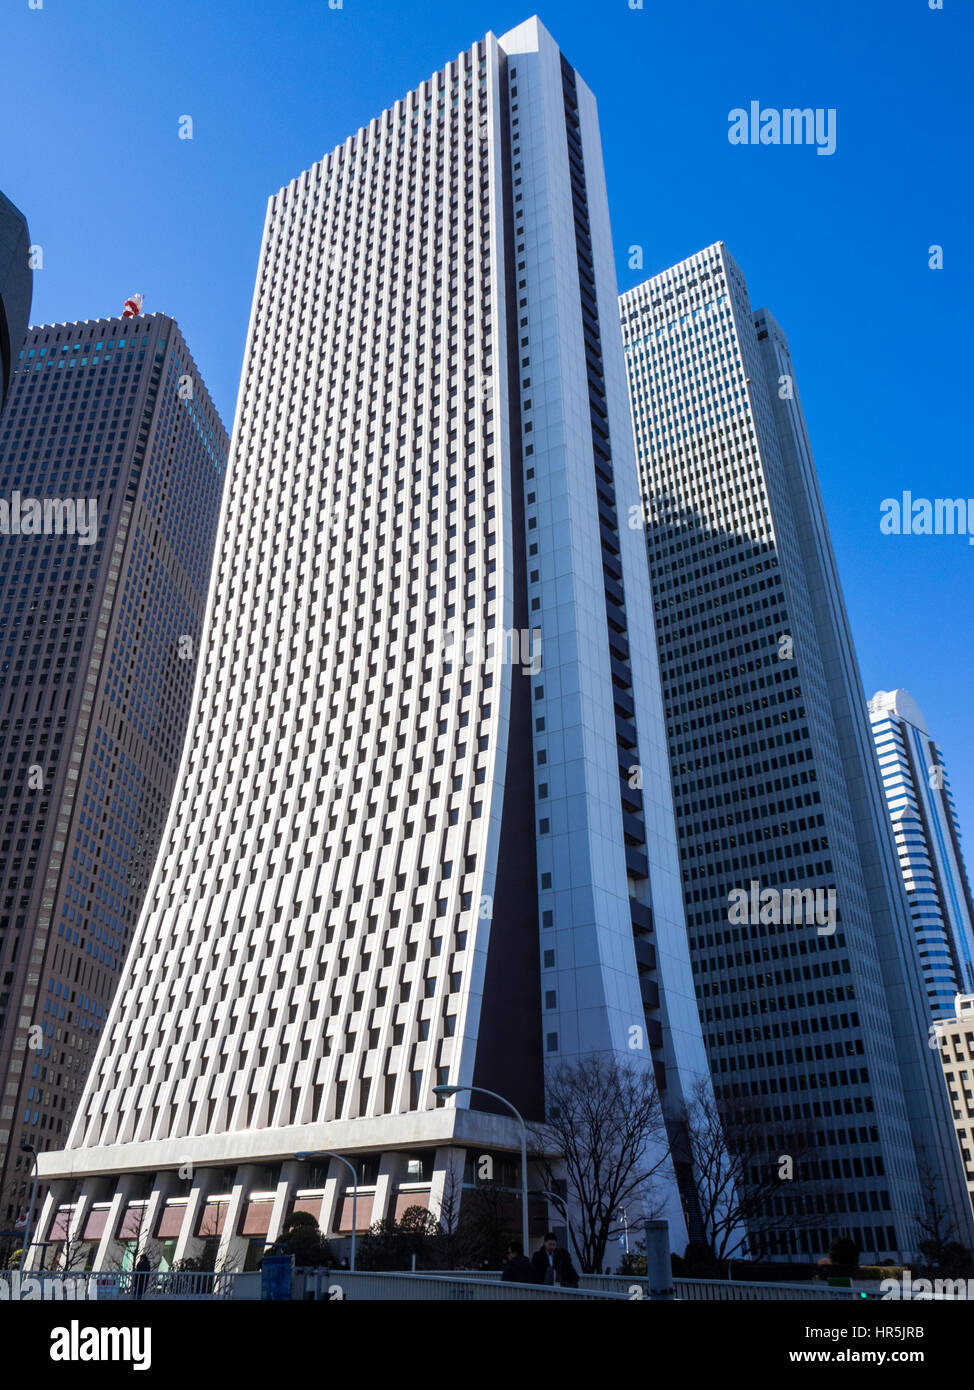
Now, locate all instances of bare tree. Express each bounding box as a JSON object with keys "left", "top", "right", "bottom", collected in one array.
[
  {"left": 529, "top": 1055, "right": 669, "bottom": 1274},
  {"left": 171, "top": 1202, "right": 233, "bottom": 1274},
  {"left": 435, "top": 1163, "right": 467, "bottom": 1269},
  {"left": 53, "top": 1220, "right": 92, "bottom": 1273},
  {"left": 459, "top": 1177, "right": 515, "bottom": 1268},
  {"left": 681, "top": 1078, "right": 831, "bottom": 1262},
  {"left": 914, "top": 1145, "right": 963, "bottom": 1268},
  {"left": 100, "top": 1200, "right": 157, "bottom": 1279}
]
